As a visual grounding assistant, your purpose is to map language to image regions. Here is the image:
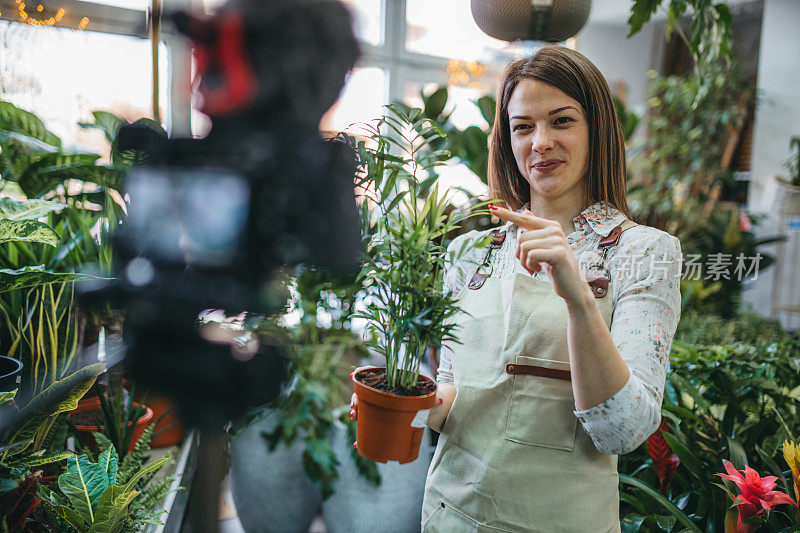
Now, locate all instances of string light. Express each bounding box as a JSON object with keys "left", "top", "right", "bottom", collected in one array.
[
  {"left": 14, "top": 0, "right": 80, "bottom": 28},
  {"left": 446, "top": 60, "right": 487, "bottom": 87}
]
